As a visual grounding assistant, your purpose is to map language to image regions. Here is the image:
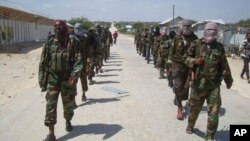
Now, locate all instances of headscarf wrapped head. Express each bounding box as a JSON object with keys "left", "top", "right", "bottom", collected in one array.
[
  {"left": 53, "top": 20, "right": 68, "bottom": 47},
  {"left": 181, "top": 19, "right": 193, "bottom": 36},
  {"left": 203, "top": 22, "right": 218, "bottom": 44},
  {"left": 74, "top": 23, "right": 84, "bottom": 36}
]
